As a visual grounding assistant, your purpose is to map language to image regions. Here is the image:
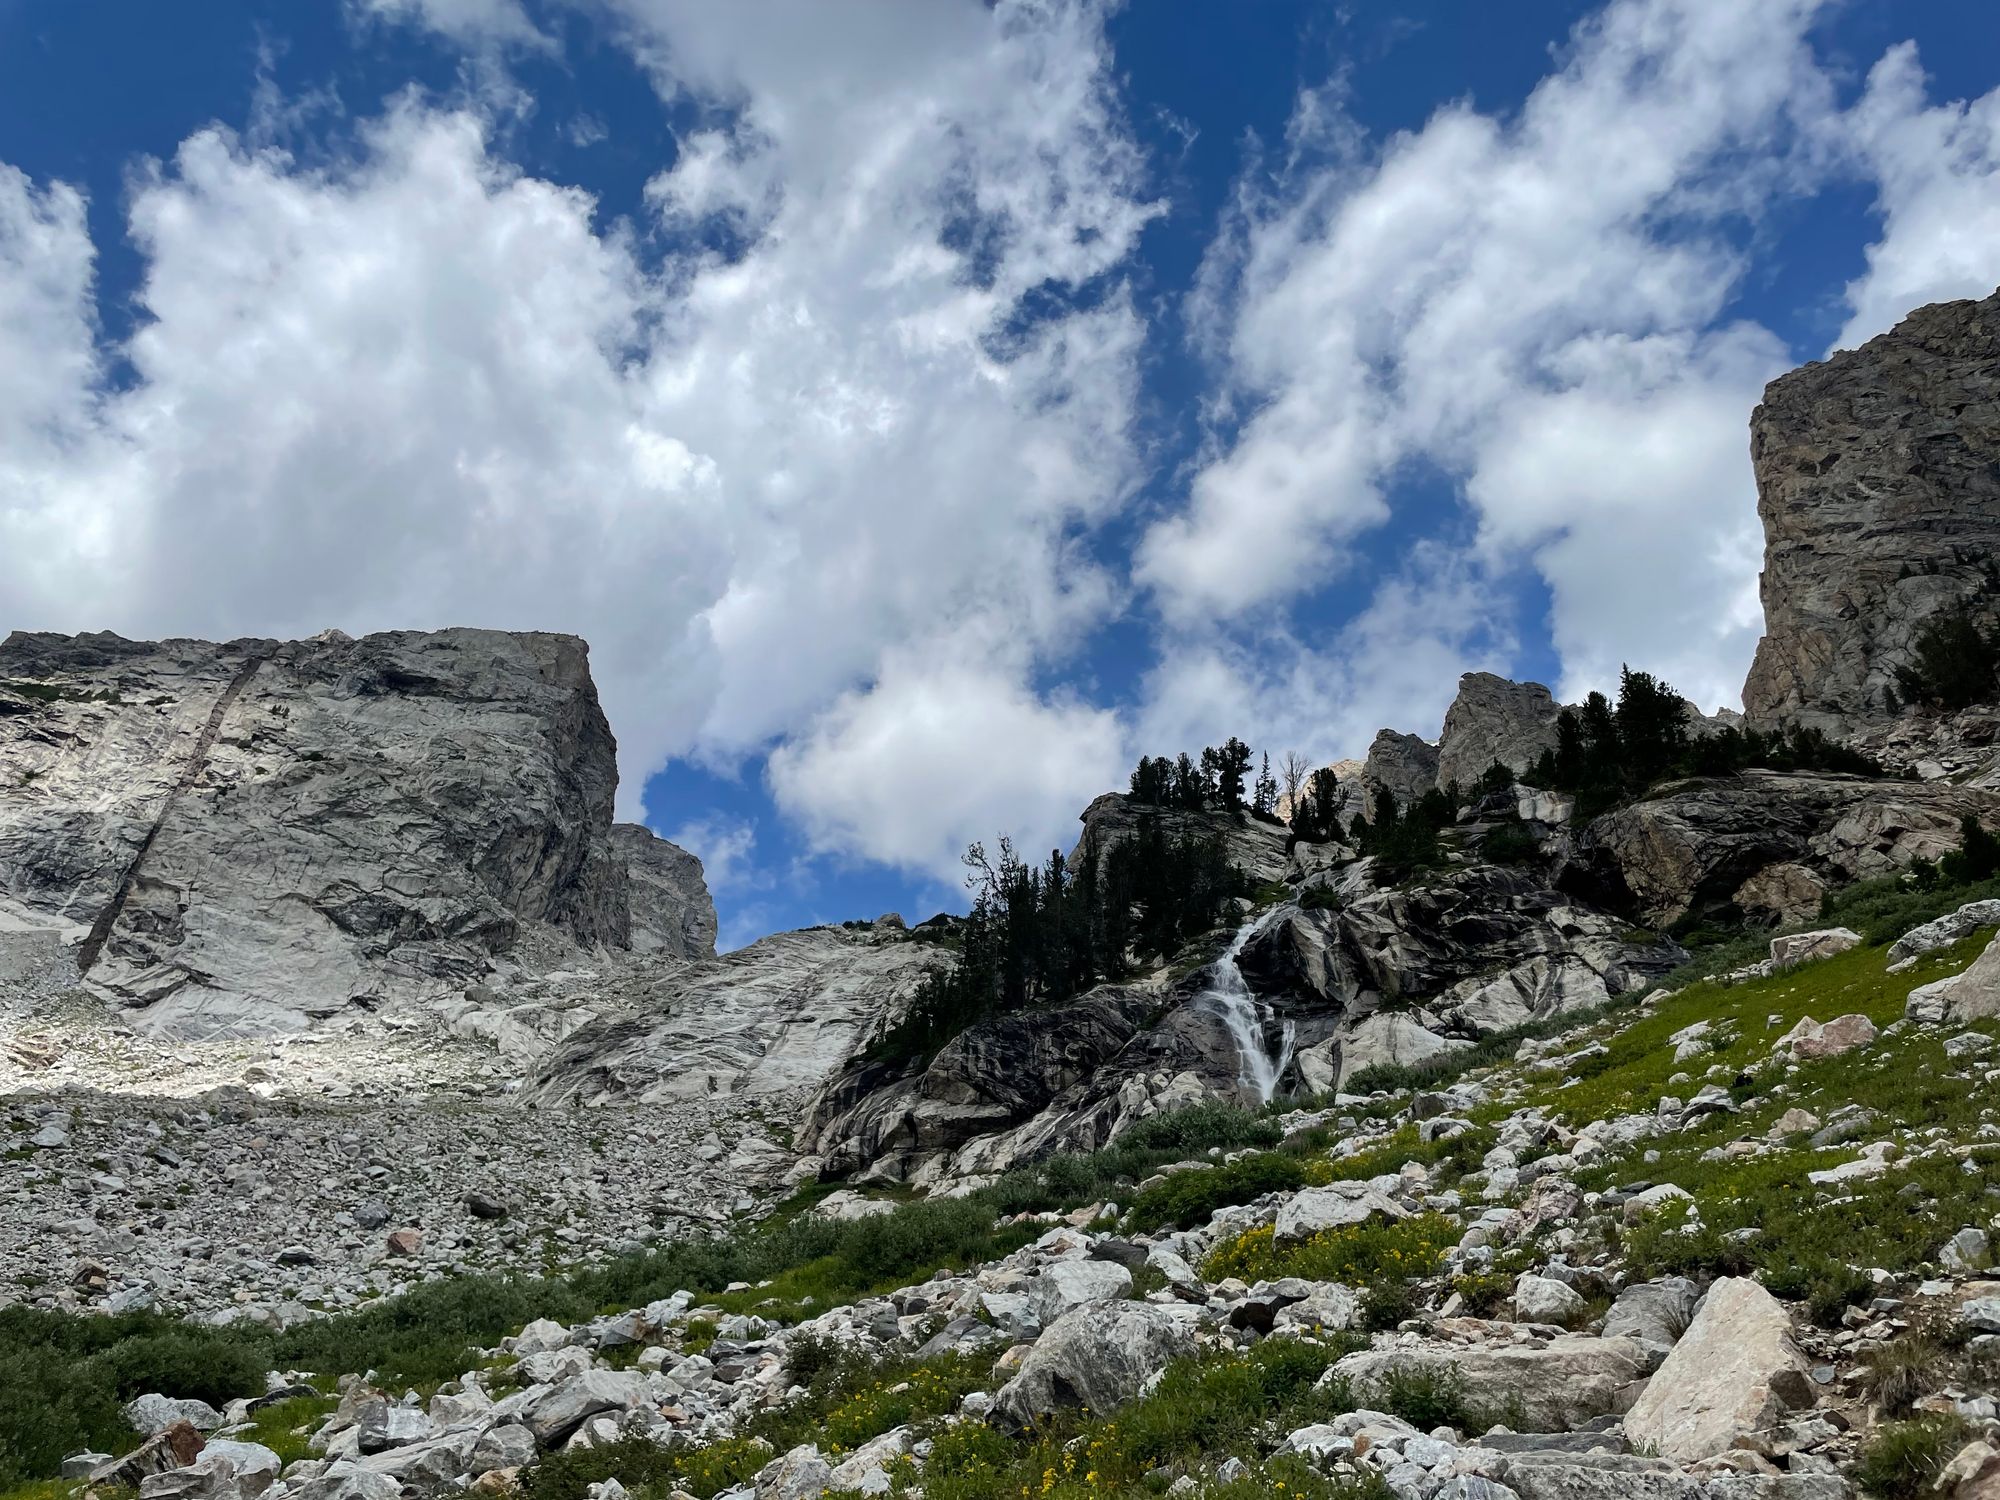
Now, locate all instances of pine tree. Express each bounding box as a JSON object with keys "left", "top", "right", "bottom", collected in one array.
[{"left": 1253, "top": 752, "right": 1277, "bottom": 819}]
